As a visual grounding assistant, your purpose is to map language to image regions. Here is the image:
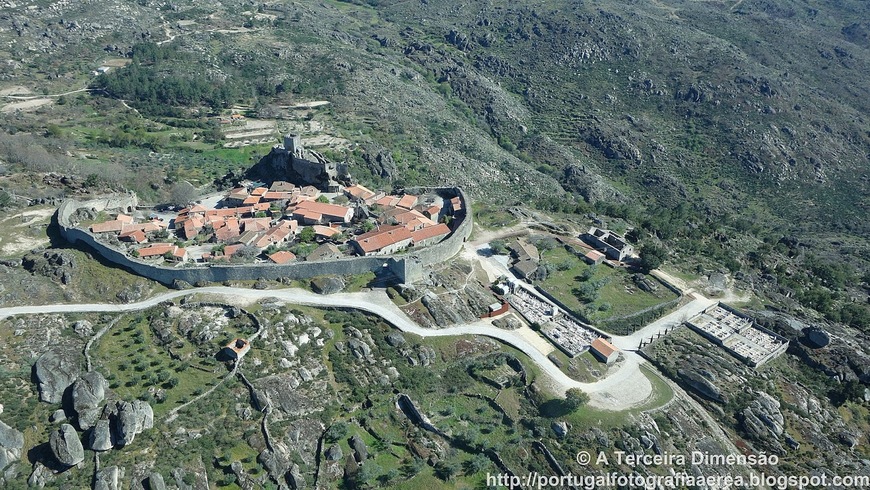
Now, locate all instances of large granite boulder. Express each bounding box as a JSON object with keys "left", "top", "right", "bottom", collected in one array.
[
  {"left": 34, "top": 348, "right": 82, "bottom": 404},
  {"left": 258, "top": 446, "right": 292, "bottom": 483},
  {"left": 49, "top": 424, "right": 84, "bottom": 467},
  {"left": 0, "top": 419, "right": 24, "bottom": 471},
  {"left": 93, "top": 465, "right": 123, "bottom": 490},
  {"left": 71, "top": 371, "right": 108, "bottom": 430},
  {"left": 310, "top": 276, "right": 345, "bottom": 295},
  {"left": 805, "top": 328, "right": 830, "bottom": 348},
  {"left": 110, "top": 400, "right": 153, "bottom": 447},
  {"left": 89, "top": 419, "right": 113, "bottom": 451}
]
